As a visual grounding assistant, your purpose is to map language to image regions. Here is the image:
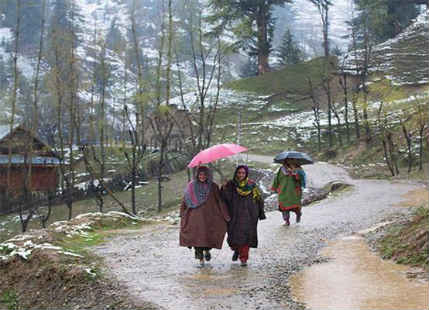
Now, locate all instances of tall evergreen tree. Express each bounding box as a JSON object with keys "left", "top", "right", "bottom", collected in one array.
[
  {"left": 277, "top": 29, "right": 302, "bottom": 65},
  {"left": 209, "top": 0, "right": 292, "bottom": 75},
  {"left": 352, "top": 0, "right": 419, "bottom": 44}
]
